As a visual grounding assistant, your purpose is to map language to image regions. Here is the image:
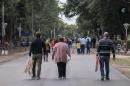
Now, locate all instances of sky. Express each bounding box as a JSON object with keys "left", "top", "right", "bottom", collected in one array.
[{"left": 58, "top": 0, "right": 77, "bottom": 25}]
